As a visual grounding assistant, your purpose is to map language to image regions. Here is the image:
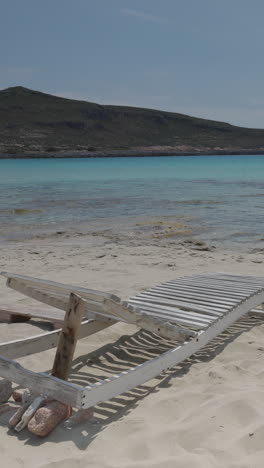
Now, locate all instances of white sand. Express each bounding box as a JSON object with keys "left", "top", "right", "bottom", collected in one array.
[{"left": 0, "top": 220, "right": 264, "bottom": 467}]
